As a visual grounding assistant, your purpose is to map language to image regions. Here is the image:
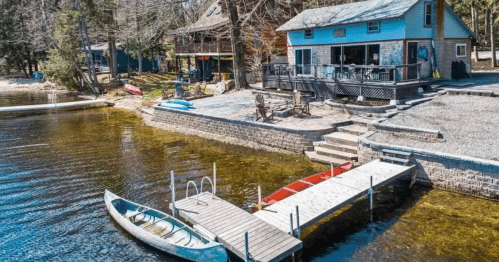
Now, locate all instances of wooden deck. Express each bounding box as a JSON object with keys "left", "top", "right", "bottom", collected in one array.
[
  {"left": 0, "top": 99, "right": 108, "bottom": 113},
  {"left": 253, "top": 159, "right": 416, "bottom": 234},
  {"left": 170, "top": 192, "right": 302, "bottom": 262}
]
